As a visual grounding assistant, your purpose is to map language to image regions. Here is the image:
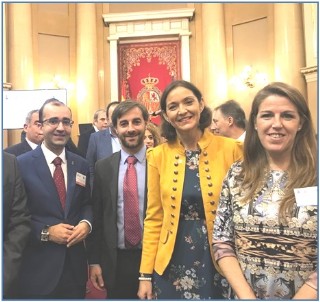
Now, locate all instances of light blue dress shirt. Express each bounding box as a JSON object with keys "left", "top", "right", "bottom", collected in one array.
[{"left": 117, "top": 145, "right": 146, "bottom": 249}]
